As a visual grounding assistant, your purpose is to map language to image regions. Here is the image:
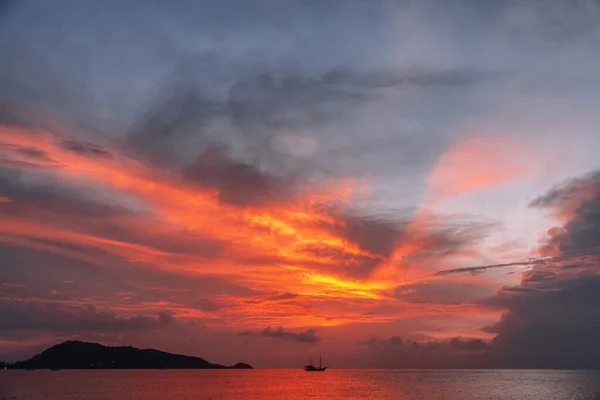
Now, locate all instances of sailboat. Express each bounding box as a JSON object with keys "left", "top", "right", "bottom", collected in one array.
[{"left": 304, "top": 353, "right": 328, "bottom": 371}]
